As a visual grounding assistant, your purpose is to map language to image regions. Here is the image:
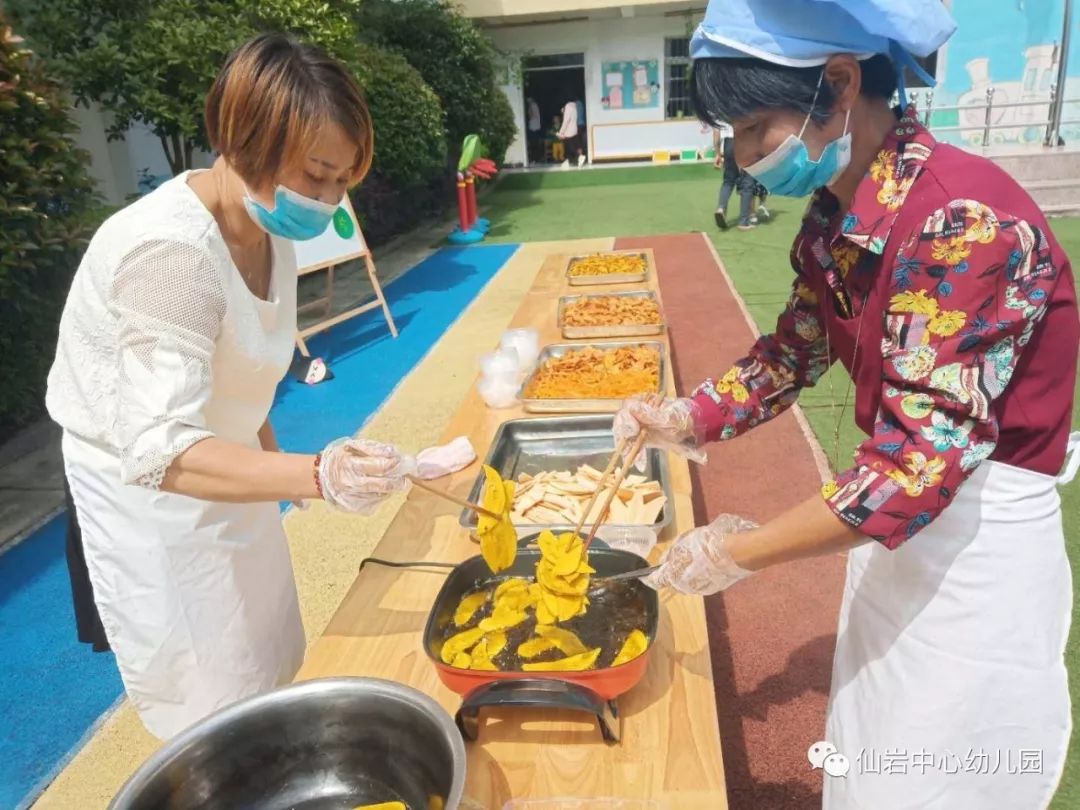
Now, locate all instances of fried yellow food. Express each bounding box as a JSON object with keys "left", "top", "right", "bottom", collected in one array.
[
  {"left": 612, "top": 629, "right": 649, "bottom": 667},
  {"left": 567, "top": 253, "right": 647, "bottom": 278},
  {"left": 534, "top": 531, "right": 593, "bottom": 622},
  {"left": 534, "top": 625, "right": 588, "bottom": 656},
  {"left": 440, "top": 627, "right": 485, "bottom": 664},
  {"left": 517, "top": 626, "right": 588, "bottom": 660},
  {"left": 465, "top": 631, "right": 508, "bottom": 671},
  {"left": 353, "top": 803, "right": 406, "bottom": 810},
  {"left": 511, "top": 465, "right": 667, "bottom": 527},
  {"left": 478, "top": 603, "right": 528, "bottom": 633},
  {"left": 477, "top": 465, "right": 517, "bottom": 573},
  {"left": 517, "top": 636, "right": 560, "bottom": 659},
  {"left": 563, "top": 295, "right": 662, "bottom": 327},
  {"left": 492, "top": 577, "right": 537, "bottom": 613},
  {"left": 522, "top": 346, "right": 660, "bottom": 400},
  {"left": 449, "top": 629, "right": 508, "bottom": 671},
  {"left": 453, "top": 590, "right": 488, "bottom": 627},
  {"left": 522, "top": 647, "right": 602, "bottom": 672}
]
